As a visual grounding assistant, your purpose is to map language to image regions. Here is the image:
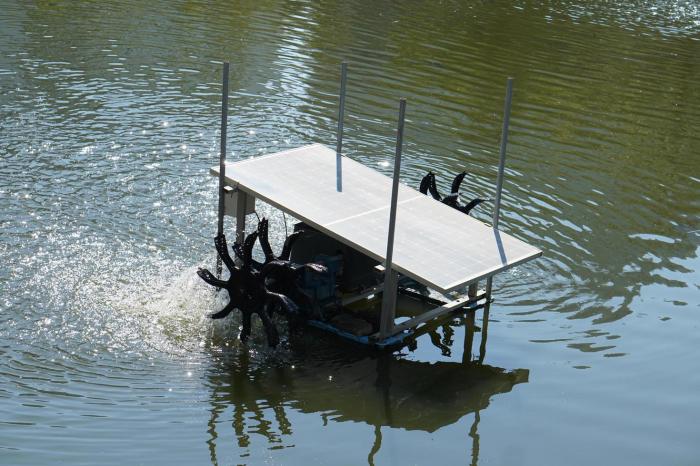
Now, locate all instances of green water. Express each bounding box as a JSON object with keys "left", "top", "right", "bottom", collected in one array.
[{"left": 1, "top": 1, "right": 699, "bottom": 464}]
